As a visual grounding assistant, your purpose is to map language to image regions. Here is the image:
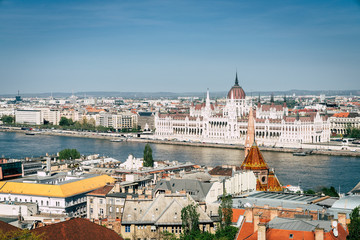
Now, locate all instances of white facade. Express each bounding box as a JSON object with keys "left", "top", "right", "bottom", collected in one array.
[
  {"left": 154, "top": 80, "right": 331, "bottom": 147},
  {"left": 329, "top": 114, "right": 360, "bottom": 135},
  {"left": 120, "top": 154, "right": 143, "bottom": 170},
  {"left": 36, "top": 108, "right": 61, "bottom": 125},
  {"left": 96, "top": 112, "right": 138, "bottom": 130},
  {"left": 15, "top": 110, "right": 42, "bottom": 125},
  {"left": 205, "top": 171, "right": 257, "bottom": 204}
]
